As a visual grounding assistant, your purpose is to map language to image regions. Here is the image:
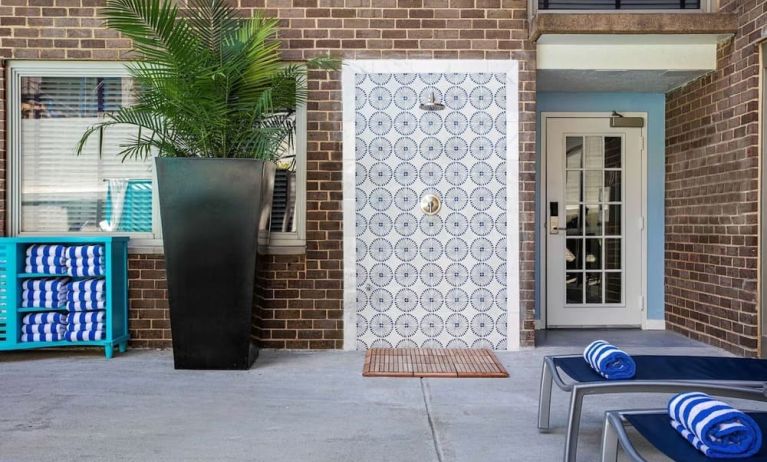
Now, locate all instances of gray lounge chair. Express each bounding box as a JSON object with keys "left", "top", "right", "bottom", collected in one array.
[
  {"left": 538, "top": 354, "right": 767, "bottom": 461},
  {"left": 601, "top": 407, "right": 767, "bottom": 462}
]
